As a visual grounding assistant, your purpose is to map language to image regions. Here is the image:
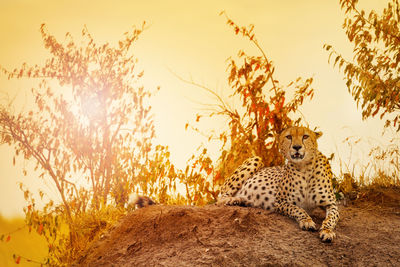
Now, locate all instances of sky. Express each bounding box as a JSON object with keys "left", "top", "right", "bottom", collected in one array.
[{"left": 0, "top": 0, "right": 392, "bottom": 217}]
